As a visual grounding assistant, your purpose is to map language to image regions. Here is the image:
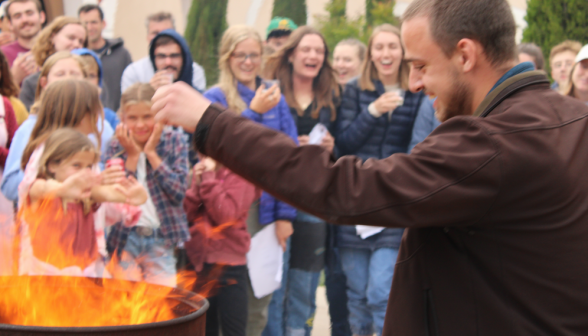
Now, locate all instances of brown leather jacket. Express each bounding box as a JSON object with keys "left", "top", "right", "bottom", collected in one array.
[{"left": 195, "top": 71, "right": 588, "bottom": 336}]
